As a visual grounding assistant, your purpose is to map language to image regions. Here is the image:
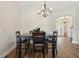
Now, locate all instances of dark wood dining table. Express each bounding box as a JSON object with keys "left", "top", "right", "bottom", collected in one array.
[{"left": 17, "top": 33, "right": 55, "bottom": 58}]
